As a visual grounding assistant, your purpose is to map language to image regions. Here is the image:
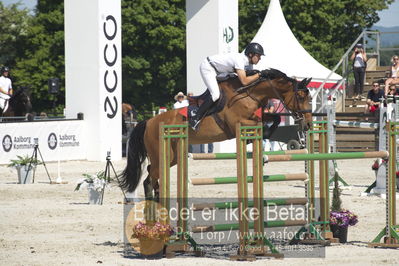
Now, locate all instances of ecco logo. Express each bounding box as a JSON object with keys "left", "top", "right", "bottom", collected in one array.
[
  {"left": 48, "top": 133, "right": 57, "bottom": 150},
  {"left": 2, "top": 135, "right": 12, "bottom": 152},
  {"left": 103, "top": 15, "right": 118, "bottom": 119}
]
